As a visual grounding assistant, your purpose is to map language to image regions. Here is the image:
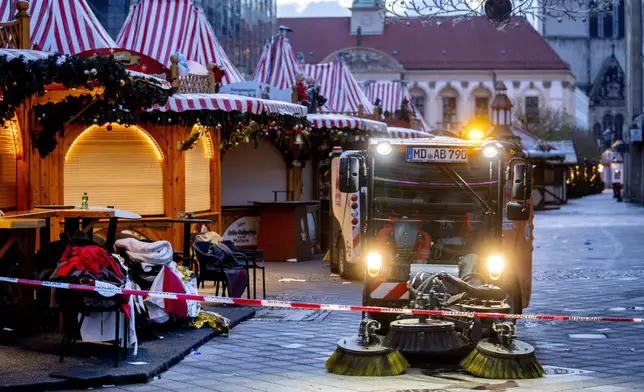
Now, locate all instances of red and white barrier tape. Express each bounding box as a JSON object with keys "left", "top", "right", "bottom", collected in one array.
[{"left": 1, "top": 276, "right": 643, "bottom": 324}]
